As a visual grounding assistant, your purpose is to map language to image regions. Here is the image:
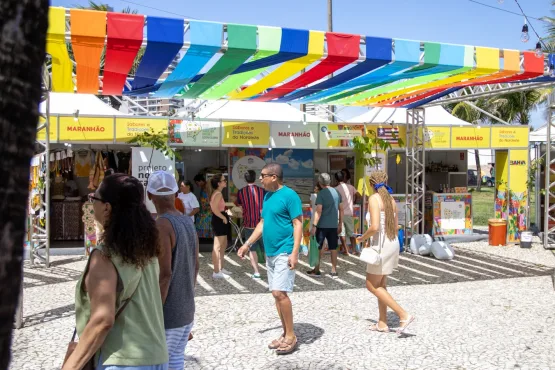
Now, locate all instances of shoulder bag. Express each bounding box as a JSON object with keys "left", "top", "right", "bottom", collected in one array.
[{"left": 62, "top": 277, "right": 140, "bottom": 369}]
